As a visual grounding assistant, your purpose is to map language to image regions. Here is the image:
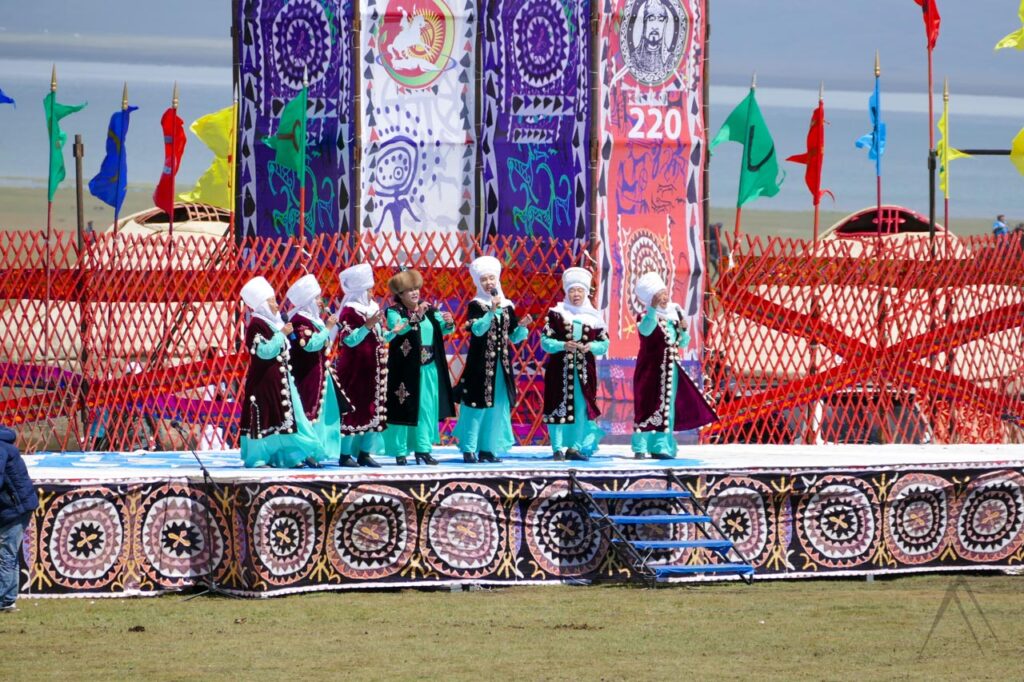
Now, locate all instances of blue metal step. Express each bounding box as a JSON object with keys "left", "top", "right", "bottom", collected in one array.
[
  {"left": 590, "top": 490, "right": 692, "bottom": 500},
  {"left": 652, "top": 563, "right": 754, "bottom": 578},
  {"left": 592, "top": 513, "right": 711, "bottom": 524},
  {"left": 613, "top": 539, "right": 733, "bottom": 551}
]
